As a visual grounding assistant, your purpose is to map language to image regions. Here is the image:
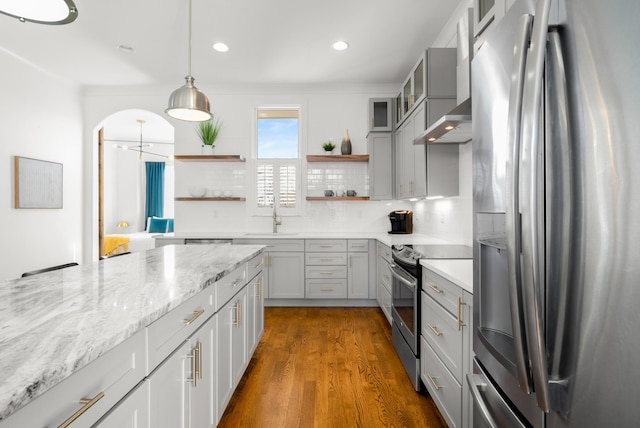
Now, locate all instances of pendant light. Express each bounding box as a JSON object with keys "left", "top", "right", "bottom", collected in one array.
[
  {"left": 0, "top": 0, "right": 78, "bottom": 25},
  {"left": 165, "top": 0, "right": 212, "bottom": 122}
]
